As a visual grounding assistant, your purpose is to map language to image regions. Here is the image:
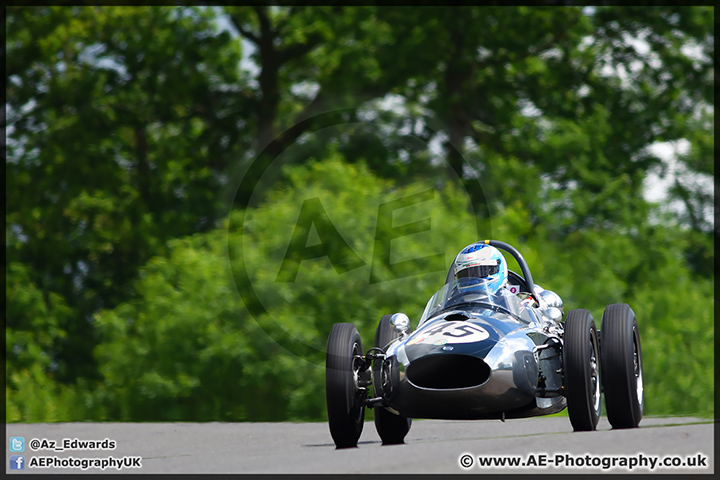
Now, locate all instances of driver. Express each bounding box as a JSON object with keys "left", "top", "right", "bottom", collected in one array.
[
  {"left": 454, "top": 243, "right": 508, "bottom": 294},
  {"left": 453, "top": 242, "right": 564, "bottom": 321}
]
